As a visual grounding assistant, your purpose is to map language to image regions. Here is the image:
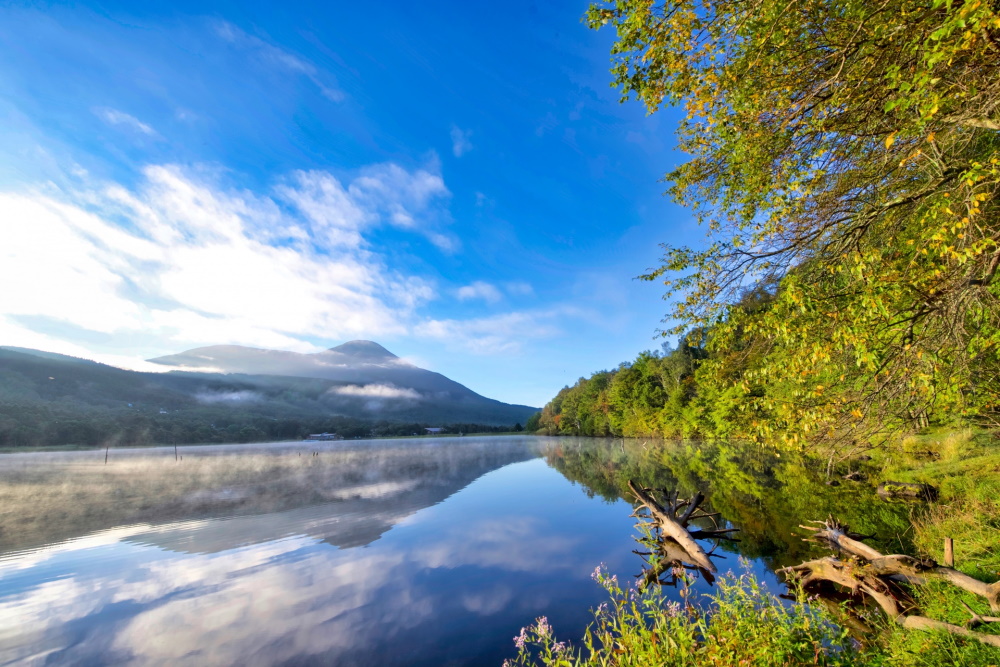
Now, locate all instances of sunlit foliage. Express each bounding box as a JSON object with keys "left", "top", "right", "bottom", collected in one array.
[{"left": 588, "top": 0, "right": 1000, "bottom": 446}]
